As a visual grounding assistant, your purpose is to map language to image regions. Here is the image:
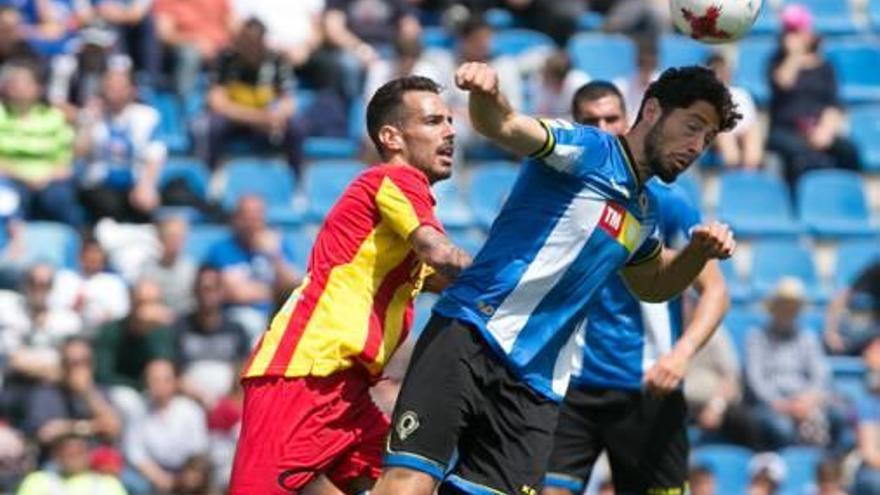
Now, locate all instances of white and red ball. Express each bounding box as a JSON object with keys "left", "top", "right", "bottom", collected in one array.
[{"left": 669, "top": 0, "right": 763, "bottom": 44}]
